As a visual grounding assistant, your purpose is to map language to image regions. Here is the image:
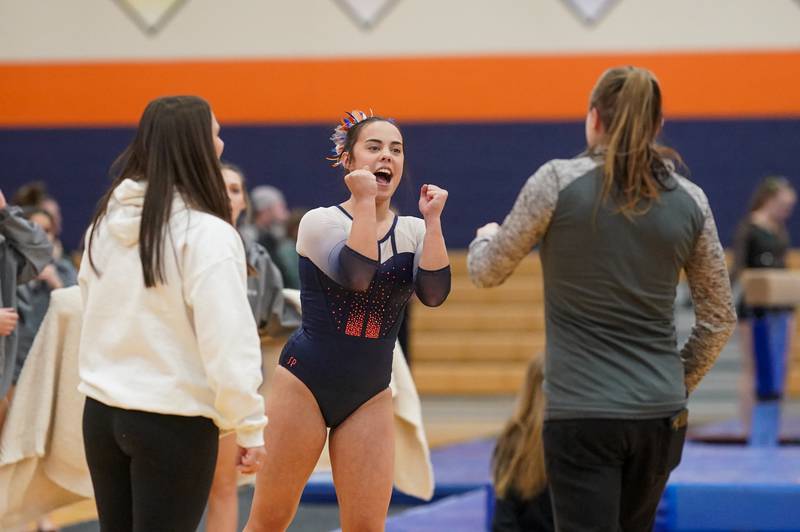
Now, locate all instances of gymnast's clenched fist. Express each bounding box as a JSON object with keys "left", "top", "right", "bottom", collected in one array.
[{"left": 419, "top": 184, "right": 448, "bottom": 220}]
